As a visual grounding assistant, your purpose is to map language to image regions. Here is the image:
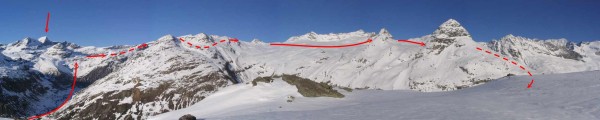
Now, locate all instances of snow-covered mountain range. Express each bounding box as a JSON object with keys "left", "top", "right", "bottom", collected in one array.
[{"left": 1, "top": 19, "right": 599, "bottom": 119}]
